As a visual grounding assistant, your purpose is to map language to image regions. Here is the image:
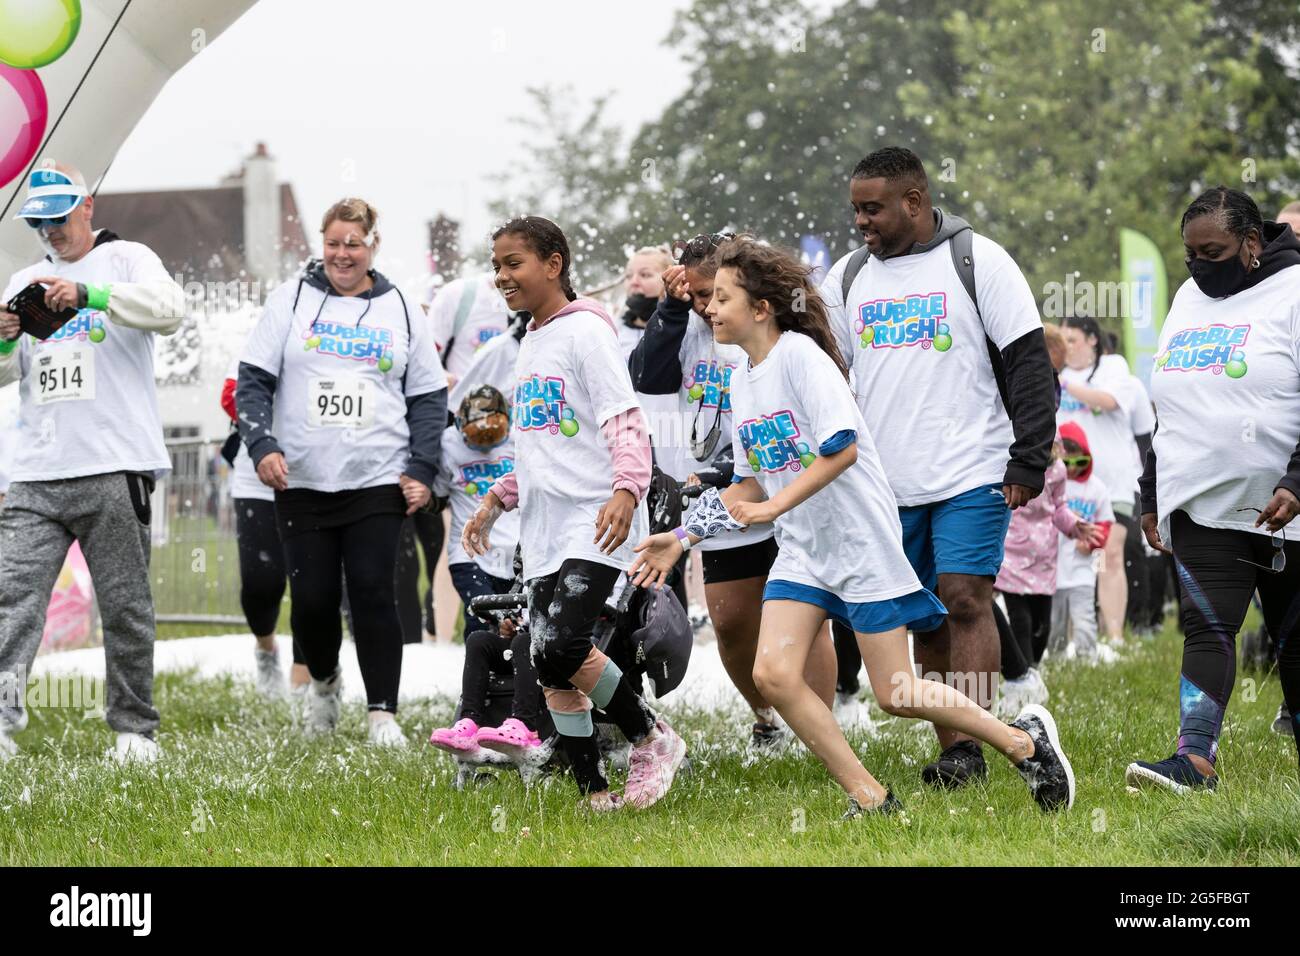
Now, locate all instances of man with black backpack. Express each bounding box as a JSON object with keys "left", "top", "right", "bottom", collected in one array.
[{"left": 820, "top": 147, "right": 1057, "bottom": 790}]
